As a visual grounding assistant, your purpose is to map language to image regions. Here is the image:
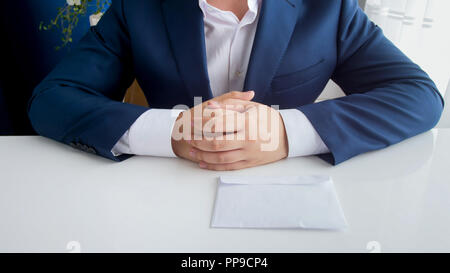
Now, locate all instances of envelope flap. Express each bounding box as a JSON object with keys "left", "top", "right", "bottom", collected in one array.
[{"left": 219, "top": 175, "right": 331, "bottom": 185}]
